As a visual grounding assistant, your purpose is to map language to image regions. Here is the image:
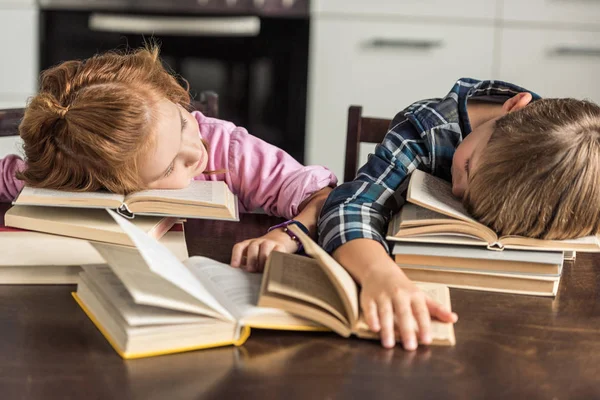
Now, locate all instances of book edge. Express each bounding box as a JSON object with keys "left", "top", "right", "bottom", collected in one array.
[{"left": 72, "top": 292, "right": 249, "bottom": 359}]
